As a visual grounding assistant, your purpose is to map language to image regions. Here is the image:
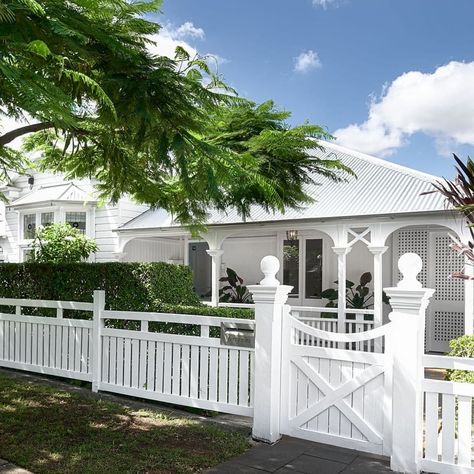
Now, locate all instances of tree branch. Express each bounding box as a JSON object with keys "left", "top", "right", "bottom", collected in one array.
[{"left": 0, "top": 122, "right": 54, "bottom": 146}]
